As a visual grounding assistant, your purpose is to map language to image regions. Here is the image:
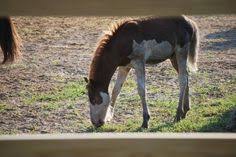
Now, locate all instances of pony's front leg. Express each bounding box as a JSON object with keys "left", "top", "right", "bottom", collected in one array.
[
  {"left": 133, "top": 60, "right": 150, "bottom": 128},
  {"left": 108, "top": 66, "right": 130, "bottom": 122}
]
